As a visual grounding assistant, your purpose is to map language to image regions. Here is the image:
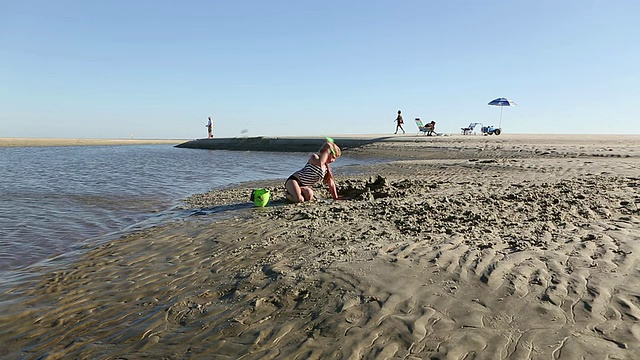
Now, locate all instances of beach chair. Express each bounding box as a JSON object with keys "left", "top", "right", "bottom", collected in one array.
[
  {"left": 415, "top": 118, "right": 428, "bottom": 135},
  {"left": 461, "top": 122, "right": 479, "bottom": 135}
]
